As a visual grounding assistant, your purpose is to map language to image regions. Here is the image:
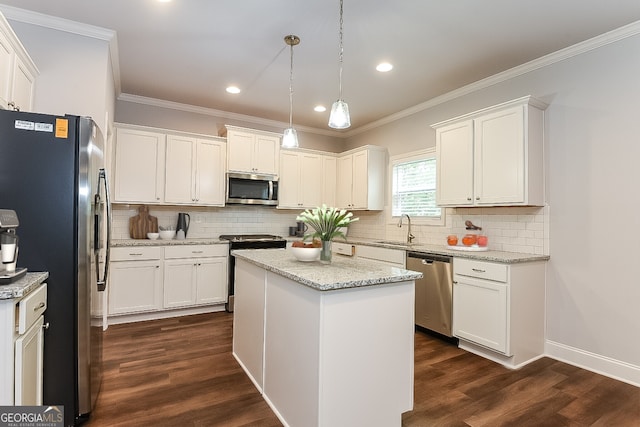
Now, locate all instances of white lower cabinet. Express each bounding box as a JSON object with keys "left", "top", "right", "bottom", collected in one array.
[
  {"left": 109, "top": 247, "right": 164, "bottom": 315},
  {"left": 355, "top": 244, "right": 406, "bottom": 268},
  {"left": 163, "top": 245, "right": 227, "bottom": 308},
  {"left": 0, "top": 282, "right": 47, "bottom": 406},
  {"left": 452, "top": 257, "right": 545, "bottom": 368},
  {"left": 108, "top": 244, "right": 228, "bottom": 321}
]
